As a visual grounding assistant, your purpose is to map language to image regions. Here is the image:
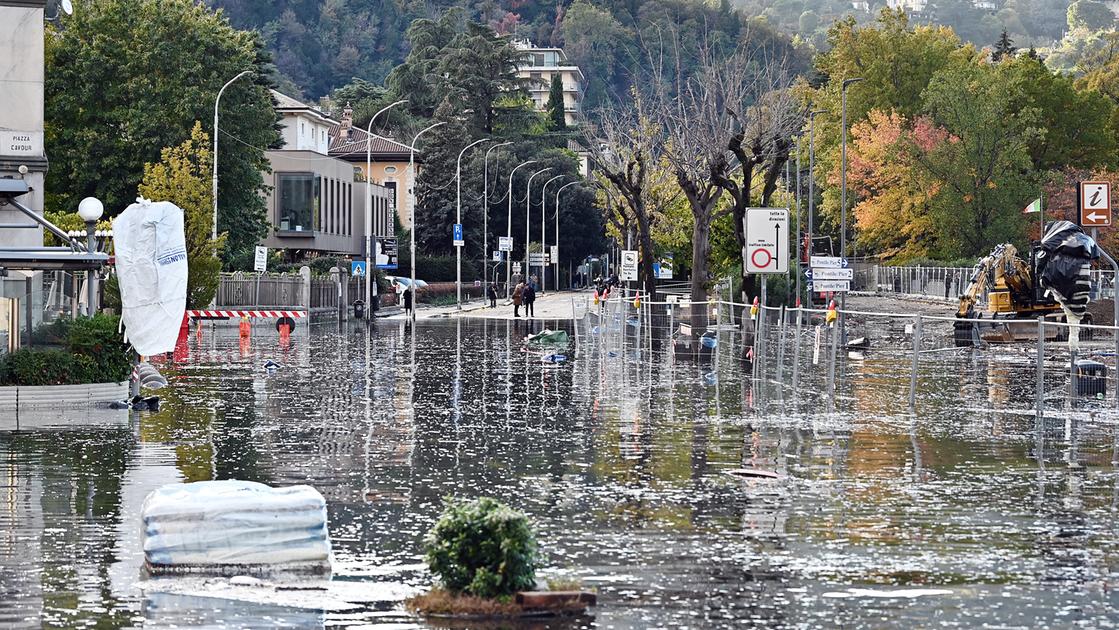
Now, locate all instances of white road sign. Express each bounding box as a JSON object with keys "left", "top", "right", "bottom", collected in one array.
[
  {"left": 620, "top": 249, "right": 639, "bottom": 281},
  {"left": 529, "top": 252, "right": 550, "bottom": 266},
  {"left": 744, "top": 208, "right": 789, "bottom": 274},
  {"left": 512, "top": 261, "right": 522, "bottom": 274},
  {"left": 492, "top": 250, "right": 502, "bottom": 262},
  {"left": 810, "top": 255, "right": 847, "bottom": 268},
  {"left": 550, "top": 245, "right": 559, "bottom": 264},
  {"left": 809, "top": 268, "right": 853, "bottom": 281},
  {"left": 810, "top": 280, "right": 850, "bottom": 292},
  {"left": 499, "top": 236, "right": 513, "bottom": 251},
  {"left": 253, "top": 246, "right": 268, "bottom": 272}
]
